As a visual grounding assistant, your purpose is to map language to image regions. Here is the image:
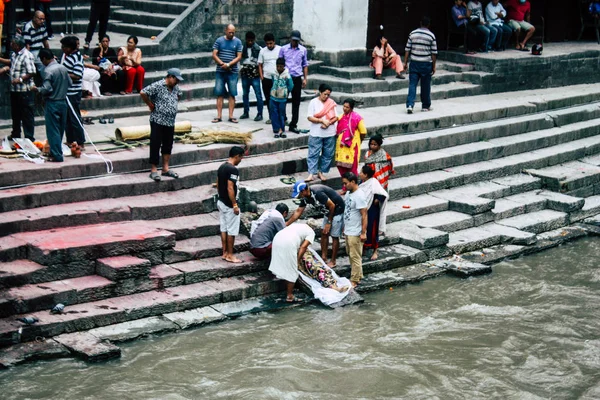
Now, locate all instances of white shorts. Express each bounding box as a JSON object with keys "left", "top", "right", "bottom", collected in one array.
[{"left": 217, "top": 200, "right": 240, "bottom": 236}]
